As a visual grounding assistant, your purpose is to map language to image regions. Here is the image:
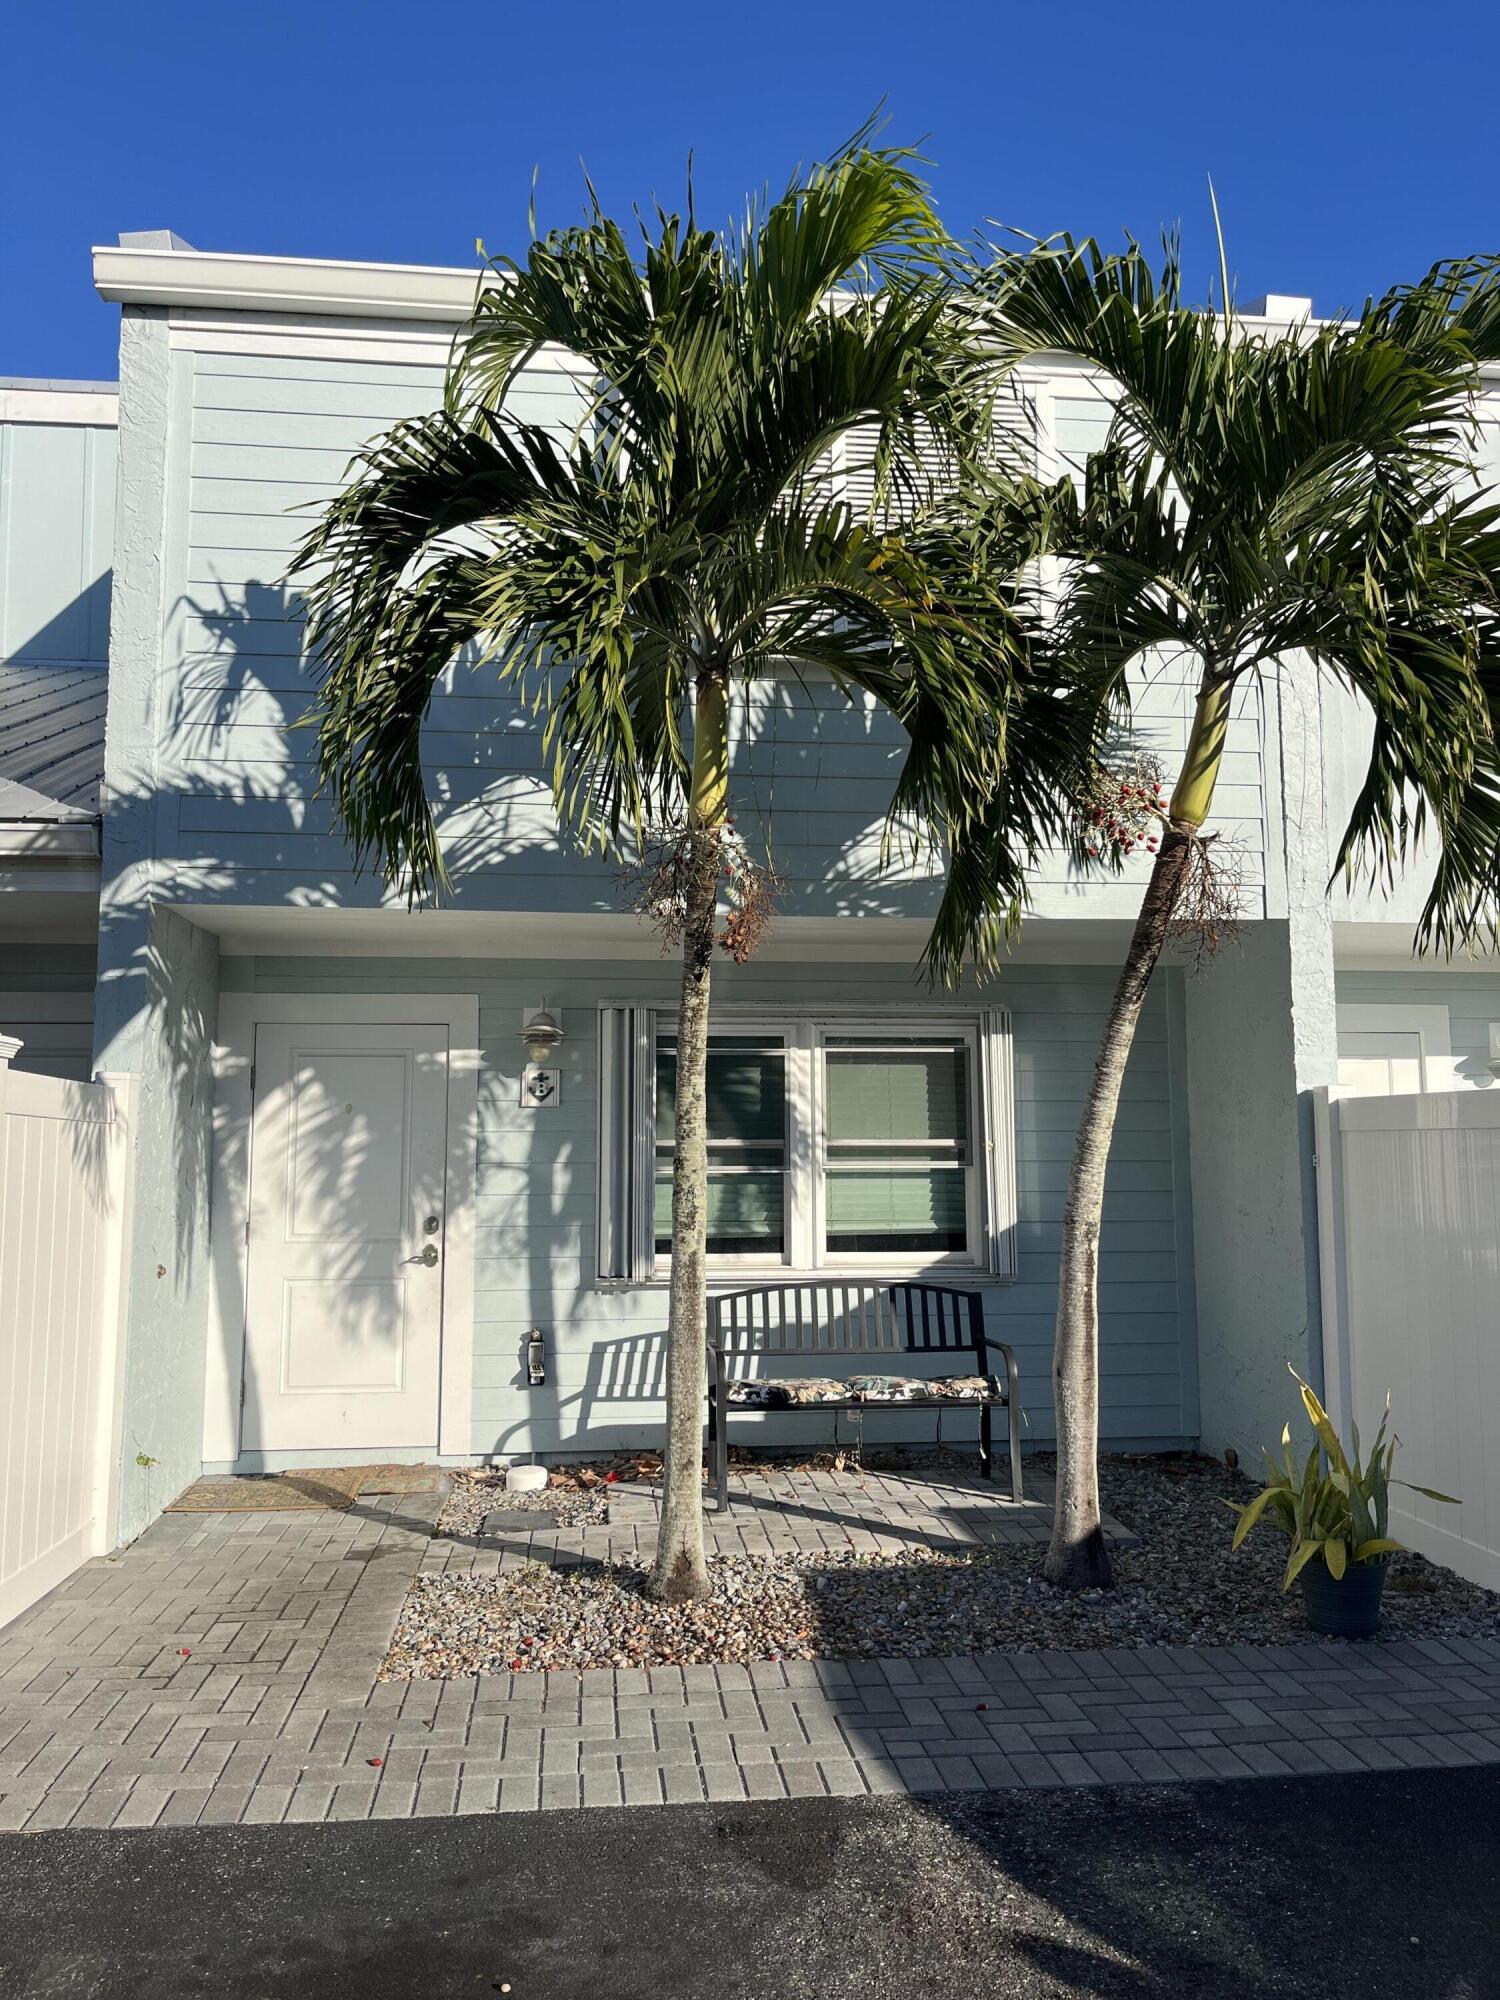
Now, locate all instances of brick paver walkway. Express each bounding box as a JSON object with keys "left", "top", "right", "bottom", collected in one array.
[
  {"left": 424, "top": 1464, "right": 1123, "bottom": 1579},
  {"left": 3, "top": 1471, "right": 1499, "bottom": 1829}
]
